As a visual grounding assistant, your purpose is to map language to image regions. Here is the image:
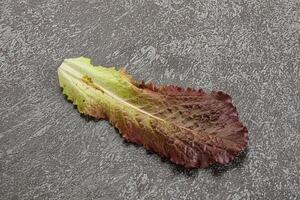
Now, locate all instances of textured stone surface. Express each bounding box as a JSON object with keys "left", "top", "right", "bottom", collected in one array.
[{"left": 0, "top": 0, "right": 299, "bottom": 199}]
